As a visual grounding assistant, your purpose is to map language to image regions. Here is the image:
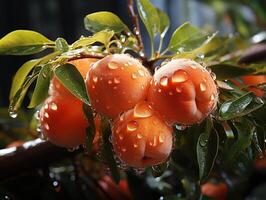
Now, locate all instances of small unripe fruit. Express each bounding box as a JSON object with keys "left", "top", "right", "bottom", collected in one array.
[
  {"left": 39, "top": 95, "right": 88, "bottom": 148},
  {"left": 86, "top": 54, "right": 151, "bottom": 118},
  {"left": 240, "top": 75, "right": 266, "bottom": 97},
  {"left": 49, "top": 58, "right": 98, "bottom": 97},
  {"left": 148, "top": 59, "right": 218, "bottom": 125},
  {"left": 112, "top": 101, "right": 173, "bottom": 168},
  {"left": 201, "top": 182, "right": 228, "bottom": 200}
]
